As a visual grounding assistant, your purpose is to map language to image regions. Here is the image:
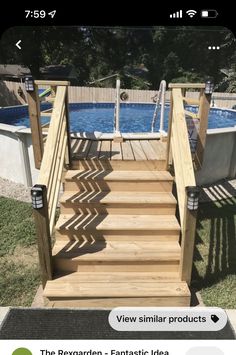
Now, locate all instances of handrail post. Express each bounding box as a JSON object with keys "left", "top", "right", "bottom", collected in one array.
[
  {"left": 180, "top": 192, "right": 198, "bottom": 284},
  {"left": 195, "top": 88, "right": 212, "bottom": 169},
  {"left": 165, "top": 91, "right": 173, "bottom": 170},
  {"left": 159, "top": 80, "right": 166, "bottom": 135},
  {"left": 65, "top": 88, "right": 72, "bottom": 168},
  {"left": 27, "top": 82, "right": 44, "bottom": 169},
  {"left": 31, "top": 184, "right": 53, "bottom": 288}
]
